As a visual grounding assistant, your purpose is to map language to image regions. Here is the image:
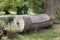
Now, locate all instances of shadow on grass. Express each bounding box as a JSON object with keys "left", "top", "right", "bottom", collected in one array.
[{"left": 18, "top": 25, "right": 52, "bottom": 35}]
